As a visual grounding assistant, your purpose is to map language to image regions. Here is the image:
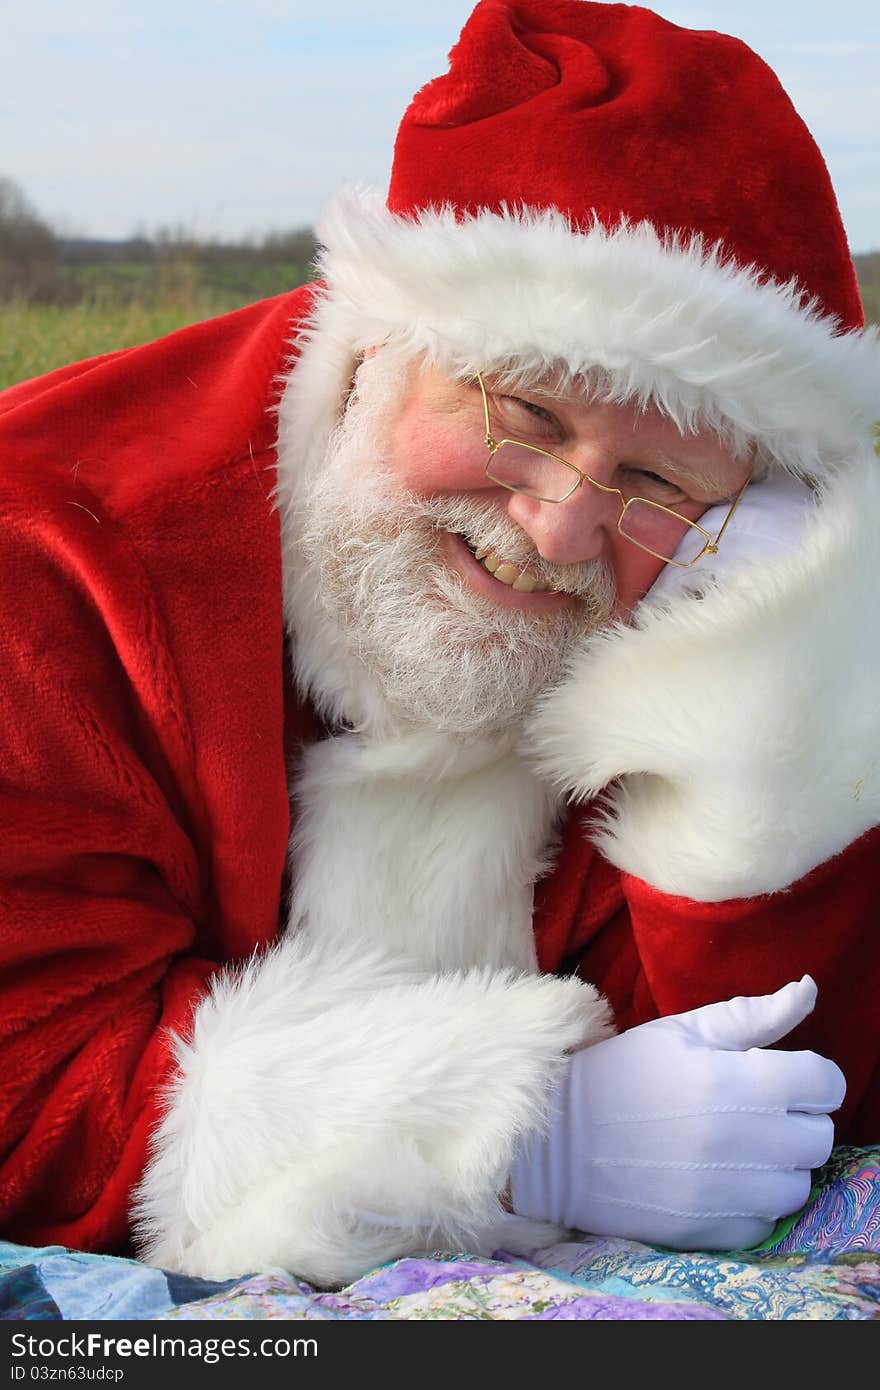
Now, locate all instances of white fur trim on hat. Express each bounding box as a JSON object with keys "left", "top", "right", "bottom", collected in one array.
[{"left": 315, "top": 188, "right": 879, "bottom": 479}]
